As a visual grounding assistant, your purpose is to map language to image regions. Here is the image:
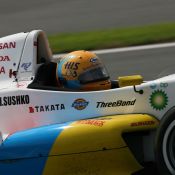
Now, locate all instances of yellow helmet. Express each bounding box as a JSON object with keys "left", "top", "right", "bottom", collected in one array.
[{"left": 57, "top": 50, "right": 111, "bottom": 91}]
